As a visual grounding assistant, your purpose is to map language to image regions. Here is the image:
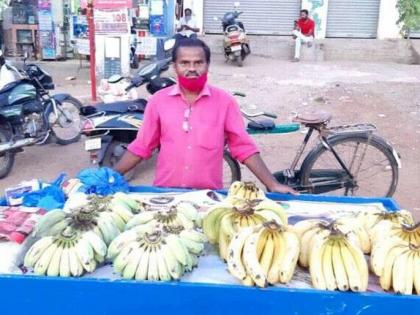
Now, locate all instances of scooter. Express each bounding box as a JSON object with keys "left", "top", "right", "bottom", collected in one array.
[
  {"left": 217, "top": 2, "right": 250, "bottom": 67},
  {"left": 80, "top": 41, "right": 176, "bottom": 178}
]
